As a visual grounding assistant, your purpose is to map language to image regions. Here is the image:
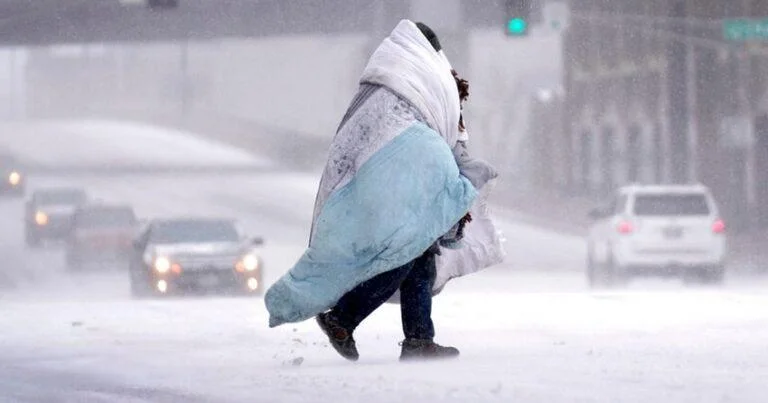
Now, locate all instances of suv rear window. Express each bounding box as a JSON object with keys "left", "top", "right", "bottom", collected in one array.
[{"left": 633, "top": 194, "right": 710, "bottom": 216}]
